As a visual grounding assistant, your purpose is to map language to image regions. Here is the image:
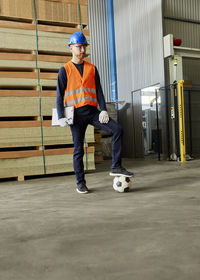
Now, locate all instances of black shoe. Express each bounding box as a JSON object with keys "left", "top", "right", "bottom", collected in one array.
[
  {"left": 76, "top": 182, "right": 89, "bottom": 194},
  {"left": 110, "top": 167, "right": 134, "bottom": 177}
]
